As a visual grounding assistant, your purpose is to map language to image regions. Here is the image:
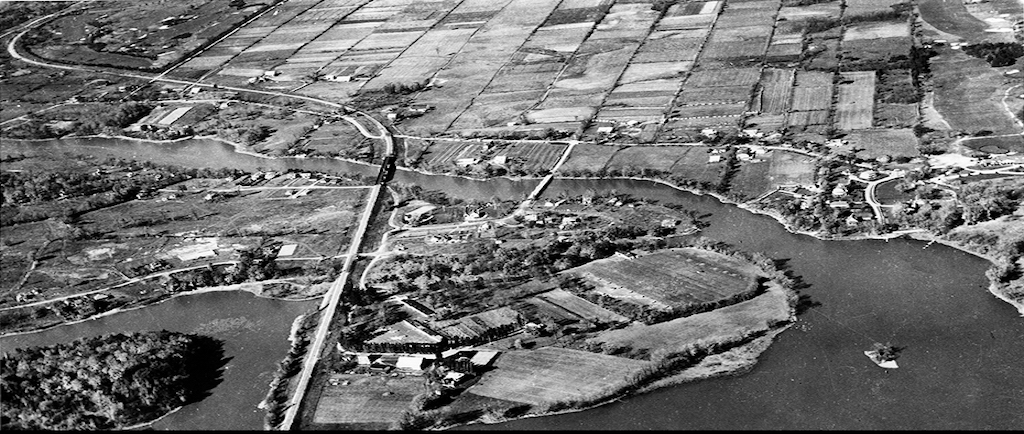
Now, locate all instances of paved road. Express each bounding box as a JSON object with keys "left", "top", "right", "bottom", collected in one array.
[{"left": 862, "top": 172, "right": 904, "bottom": 223}]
